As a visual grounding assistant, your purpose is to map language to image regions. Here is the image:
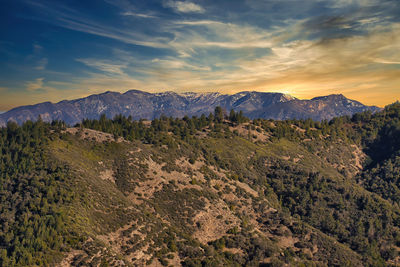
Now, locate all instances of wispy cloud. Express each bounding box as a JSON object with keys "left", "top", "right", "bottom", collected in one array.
[
  {"left": 55, "top": 16, "right": 169, "bottom": 48},
  {"left": 76, "top": 58, "right": 128, "bottom": 76},
  {"left": 373, "top": 59, "right": 400, "bottom": 65},
  {"left": 59, "top": 17, "right": 400, "bottom": 107},
  {"left": 25, "top": 1, "right": 170, "bottom": 48},
  {"left": 164, "top": 1, "right": 205, "bottom": 13},
  {"left": 165, "top": 19, "right": 279, "bottom": 62},
  {"left": 121, "top": 11, "right": 156, "bottom": 18},
  {"left": 2, "top": 0, "right": 399, "bottom": 108},
  {"left": 35, "top": 58, "right": 48, "bottom": 70},
  {"left": 88, "top": 20, "right": 400, "bottom": 105},
  {"left": 26, "top": 78, "right": 44, "bottom": 91},
  {"left": 26, "top": 43, "right": 48, "bottom": 71}
]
